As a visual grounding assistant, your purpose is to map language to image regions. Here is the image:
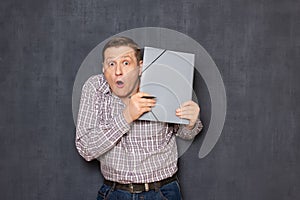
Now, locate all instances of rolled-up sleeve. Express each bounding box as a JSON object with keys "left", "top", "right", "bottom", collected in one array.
[{"left": 175, "top": 119, "right": 203, "bottom": 140}]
